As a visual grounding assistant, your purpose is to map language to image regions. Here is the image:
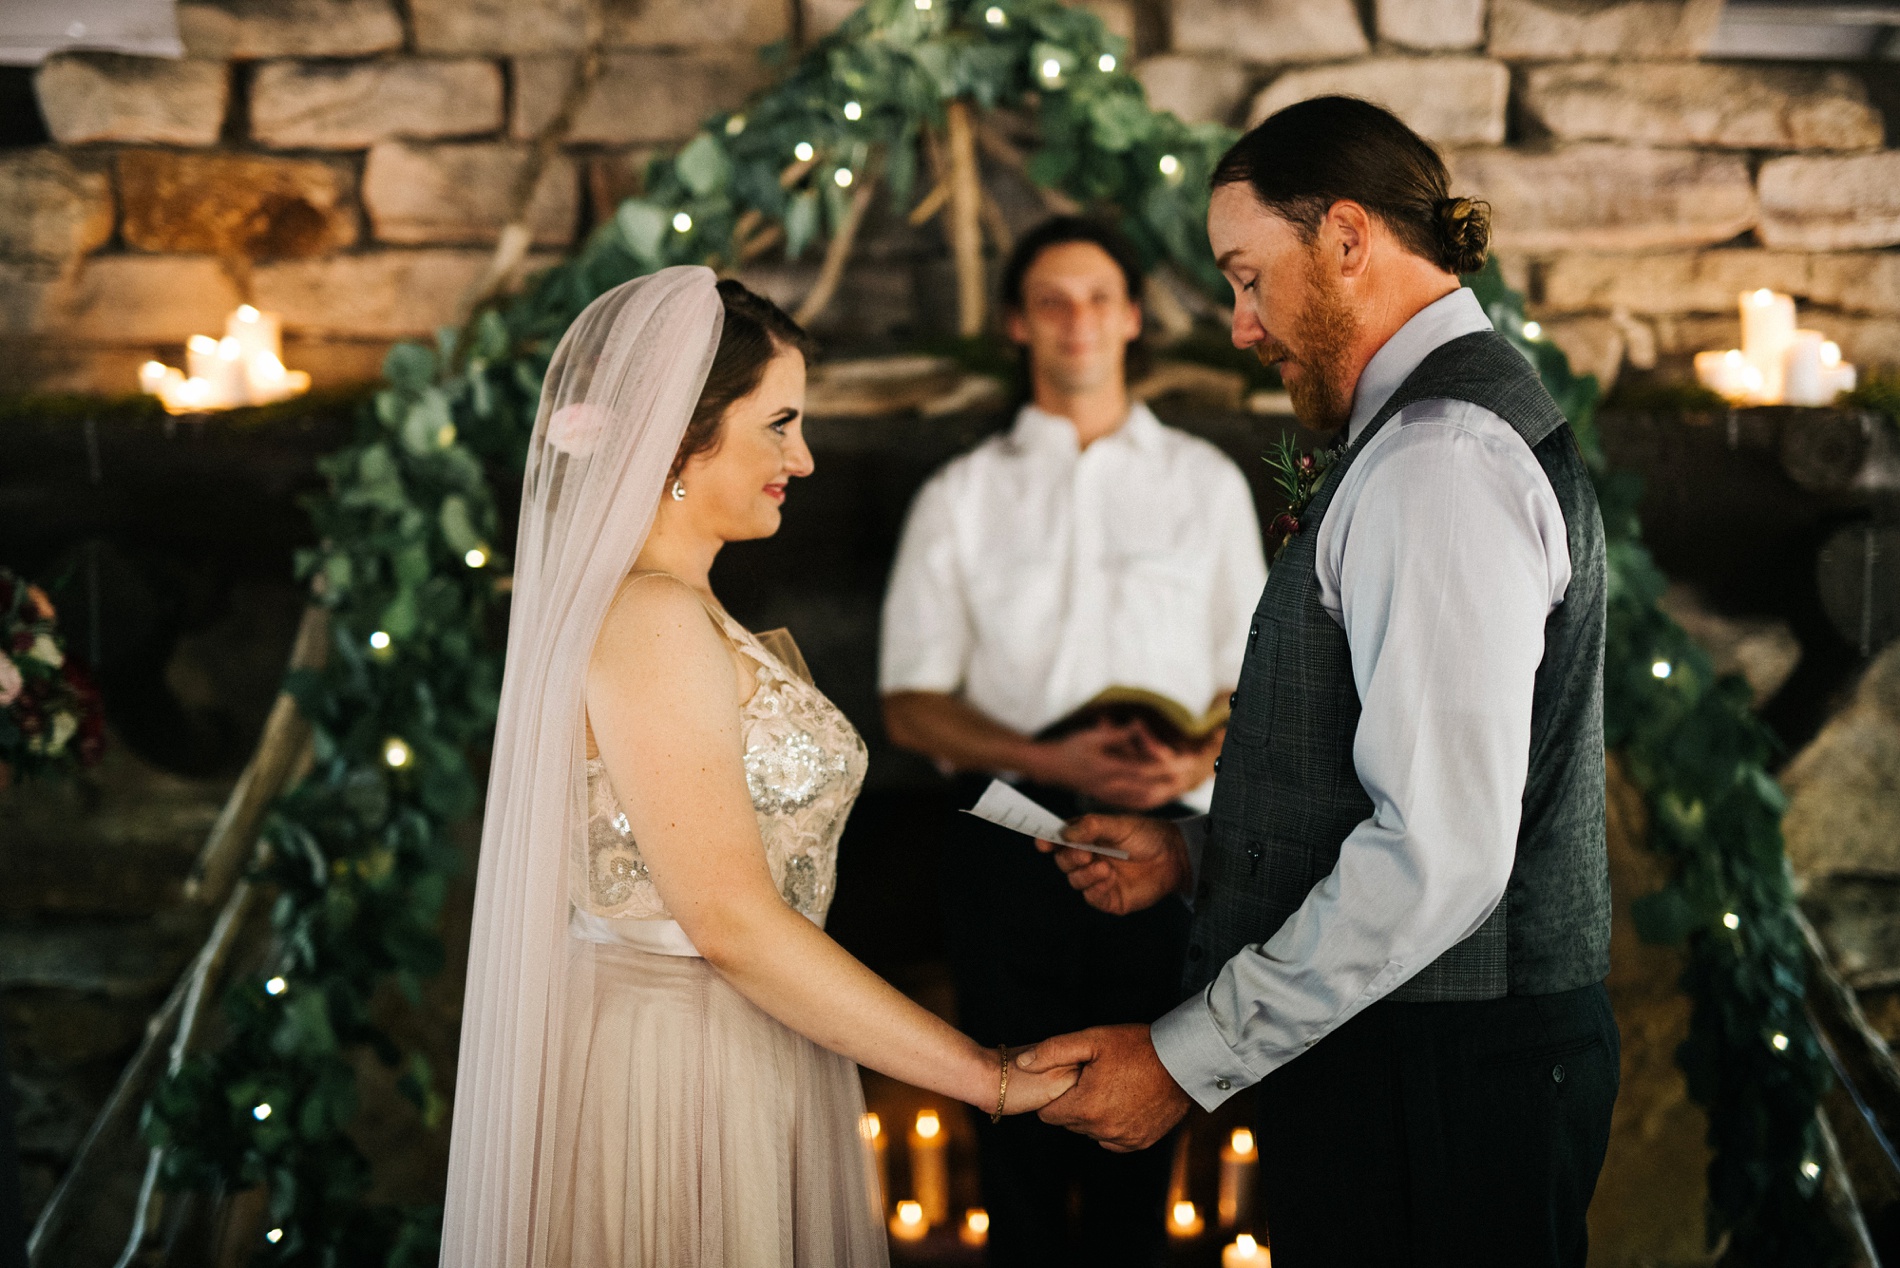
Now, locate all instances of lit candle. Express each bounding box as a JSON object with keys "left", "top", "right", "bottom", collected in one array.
[
  {"left": 1223, "top": 1232, "right": 1272, "bottom": 1267},
  {"left": 889, "top": 1199, "right": 929, "bottom": 1242},
  {"left": 1218, "top": 1127, "right": 1258, "bottom": 1230},
  {"left": 1783, "top": 330, "right": 1830, "bottom": 406},
  {"left": 1694, "top": 349, "right": 1762, "bottom": 404},
  {"left": 959, "top": 1208, "right": 990, "bottom": 1247},
  {"left": 225, "top": 304, "right": 283, "bottom": 365},
  {"left": 1820, "top": 340, "right": 1858, "bottom": 398},
  {"left": 859, "top": 1113, "right": 888, "bottom": 1215},
  {"left": 1168, "top": 1199, "right": 1205, "bottom": 1239},
  {"left": 909, "top": 1110, "right": 949, "bottom": 1226},
  {"left": 1740, "top": 289, "right": 1797, "bottom": 404},
  {"left": 139, "top": 360, "right": 169, "bottom": 395}
]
